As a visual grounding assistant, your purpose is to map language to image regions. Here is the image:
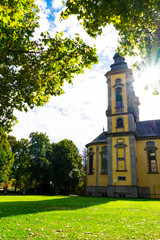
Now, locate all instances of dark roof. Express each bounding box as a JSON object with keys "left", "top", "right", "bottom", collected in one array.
[
  {"left": 110, "top": 52, "right": 128, "bottom": 71},
  {"left": 91, "top": 131, "right": 108, "bottom": 143},
  {"left": 86, "top": 120, "right": 160, "bottom": 148},
  {"left": 86, "top": 131, "right": 107, "bottom": 147},
  {"left": 136, "top": 120, "right": 160, "bottom": 137}
]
